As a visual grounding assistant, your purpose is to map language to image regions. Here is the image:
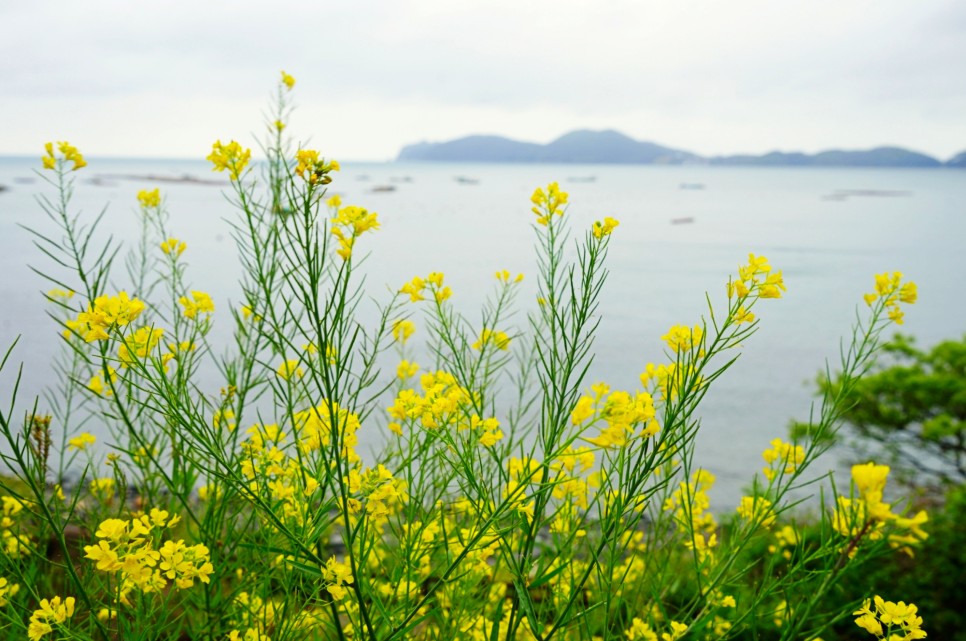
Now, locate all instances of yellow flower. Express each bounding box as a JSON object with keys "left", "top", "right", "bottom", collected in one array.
[
  {"left": 495, "top": 270, "right": 524, "bottom": 283},
  {"left": 661, "top": 324, "right": 703, "bottom": 353},
  {"left": 759, "top": 271, "right": 786, "bottom": 299},
  {"left": 281, "top": 70, "right": 296, "bottom": 90},
  {"left": 531, "top": 182, "right": 569, "bottom": 225},
  {"left": 326, "top": 194, "right": 342, "bottom": 209},
  {"left": 333, "top": 205, "right": 380, "bottom": 237},
  {"left": 207, "top": 140, "right": 251, "bottom": 181},
  {"left": 899, "top": 281, "right": 917, "bottom": 304},
  {"left": 400, "top": 276, "right": 426, "bottom": 302},
  {"left": 47, "top": 288, "right": 74, "bottom": 300},
  {"left": 397, "top": 360, "right": 419, "bottom": 379},
  {"left": 65, "top": 292, "right": 146, "bottom": 342},
  {"left": 42, "top": 141, "right": 86, "bottom": 171},
  {"left": 276, "top": 359, "right": 304, "bottom": 381},
  {"left": 592, "top": 216, "right": 620, "bottom": 239},
  {"left": 0, "top": 576, "right": 20, "bottom": 607},
  {"left": 732, "top": 306, "right": 755, "bottom": 324},
  {"left": 179, "top": 291, "right": 215, "bottom": 319},
  {"left": 117, "top": 327, "right": 164, "bottom": 367},
  {"left": 853, "top": 596, "right": 926, "bottom": 639},
  {"left": 472, "top": 328, "right": 511, "bottom": 351},
  {"left": 322, "top": 557, "right": 354, "bottom": 600},
  {"left": 137, "top": 188, "right": 161, "bottom": 208},
  {"left": 736, "top": 495, "right": 776, "bottom": 527},
  {"left": 295, "top": 149, "right": 339, "bottom": 185},
  {"left": 274, "top": 119, "right": 286, "bottom": 131},
  {"left": 392, "top": 319, "right": 416, "bottom": 343},
  {"left": 67, "top": 432, "right": 96, "bottom": 451},
  {"left": 28, "top": 596, "right": 75, "bottom": 641},
  {"left": 161, "top": 238, "right": 186, "bottom": 257},
  {"left": 90, "top": 478, "right": 116, "bottom": 501},
  {"left": 87, "top": 367, "right": 117, "bottom": 397},
  {"left": 761, "top": 438, "right": 805, "bottom": 481}
]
